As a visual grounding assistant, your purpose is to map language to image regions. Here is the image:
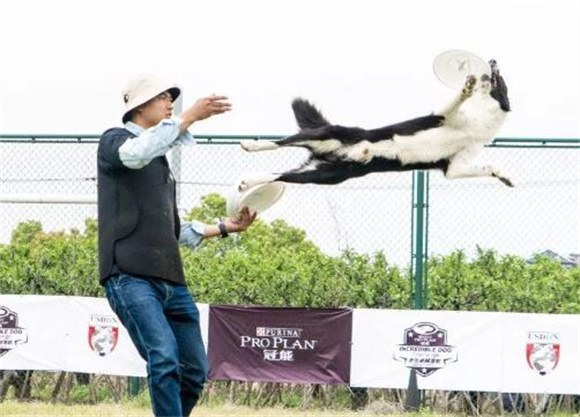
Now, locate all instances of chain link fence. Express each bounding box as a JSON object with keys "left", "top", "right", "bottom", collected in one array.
[
  {"left": 0, "top": 135, "right": 416, "bottom": 264},
  {"left": 429, "top": 144, "right": 580, "bottom": 262},
  {"left": 2, "top": 136, "right": 578, "bottom": 265}
]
